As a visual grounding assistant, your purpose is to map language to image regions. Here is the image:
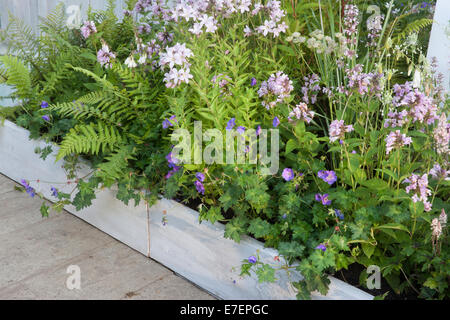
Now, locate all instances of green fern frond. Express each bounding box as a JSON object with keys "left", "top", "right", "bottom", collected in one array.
[
  {"left": 69, "top": 65, "right": 117, "bottom": 92},
  {"left": 49, "top": 92, "right": 119, "bottom": 125},
  {"left": 1, "top": 13, "right": 42, "bottom": 70},
  {"left": 39, "top": 3, "right": 67, "bottom": 36},
  {"left": 0, "top": 55, "right": 32, "bottom": 99},
  {"left": 96, "top": 145, "right": 136, "bottom": 181},
  {"left": 57, "top": 121, "right": 124, "bottom": 160},
  {"left": 396, "top": 18, "right": 434, "bottom": 41}
]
